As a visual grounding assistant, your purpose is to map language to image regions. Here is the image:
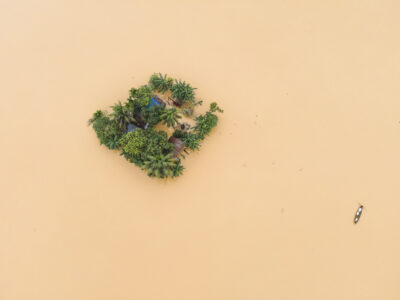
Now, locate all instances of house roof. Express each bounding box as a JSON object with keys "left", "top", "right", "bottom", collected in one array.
[
  {"left": 147, "top": 95, "right": 166, "bottom": 109},
  {"left": 153, "top": 95, "right": 166, "bottom": 106},
  {"left": 126, "top": 123, "right": 139, "bottom": 132},
  {"left": 168, "top": 136, "right": 184, "bottom": 158}
]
